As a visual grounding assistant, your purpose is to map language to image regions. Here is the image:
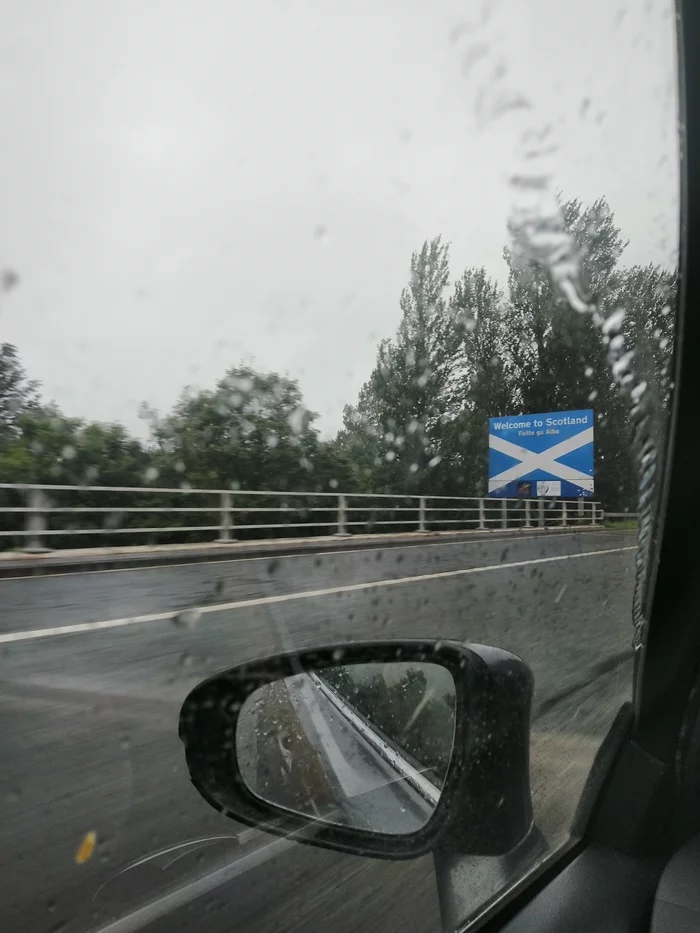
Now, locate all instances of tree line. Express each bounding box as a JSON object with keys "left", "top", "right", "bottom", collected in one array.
[{"left": 0, "top": 194, "right": 676, "bottom": 527}]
